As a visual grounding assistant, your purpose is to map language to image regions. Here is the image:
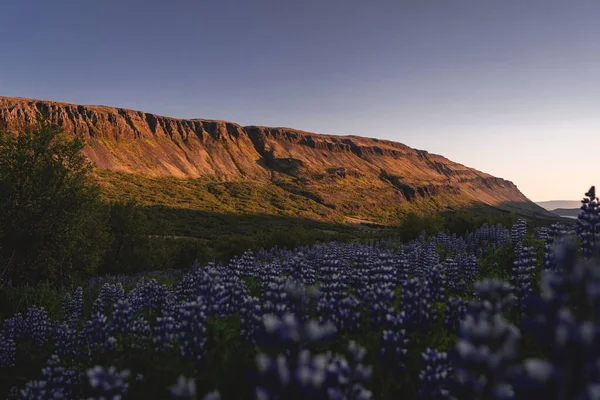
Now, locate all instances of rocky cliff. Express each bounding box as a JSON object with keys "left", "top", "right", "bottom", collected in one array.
[{"left": 0, "top": 96, "right": 554, "bottom": 218}]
